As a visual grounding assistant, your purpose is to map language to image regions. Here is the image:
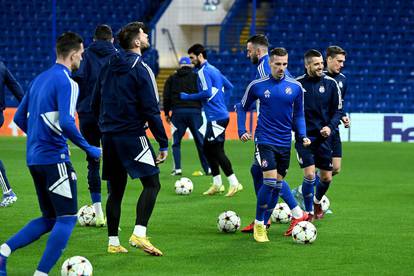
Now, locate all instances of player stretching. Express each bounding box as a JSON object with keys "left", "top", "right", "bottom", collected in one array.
[
  {"left": 0, "top": 32, "right": 101, "bottom": 276},
  {"left": 295, "top": 49, "right": 342, "bottom": 220},
  {"left": 180, "top": 44, "right": 242, "bottom": 197},
  {"left": 236, "top": 48, "right": 310, "bottom": 242}
]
